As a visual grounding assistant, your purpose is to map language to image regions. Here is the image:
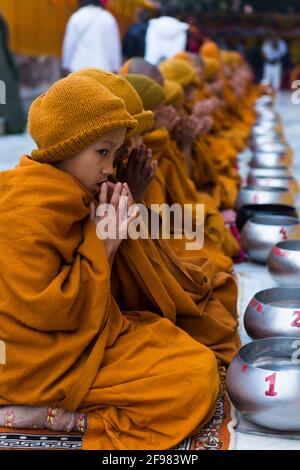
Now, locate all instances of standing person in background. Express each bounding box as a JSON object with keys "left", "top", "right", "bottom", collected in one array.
[
  {"left": 248, "top": 37, "right": 264, "bottom": 83},
  {"left": 123, "top": 9, "right": 151, "bottom": 60},
  {"left": 62, "top": 0, "right": 122, "bottom": 74},
  {"left": 144, "top": 3, "right": 188, "bottom": 65},
  {"left": 262, "top": 31, "right": 288, "bottom": 91},
  {"left": 0, "top": 11, "right": 25, "bottom": 134}
]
